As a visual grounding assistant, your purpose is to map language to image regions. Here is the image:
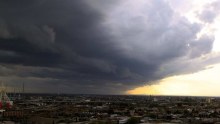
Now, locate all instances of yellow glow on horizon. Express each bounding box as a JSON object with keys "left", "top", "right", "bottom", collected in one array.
[
  {"left": 127, "top": 84, "right": 160, "bottom": 95},
  {"left": 127, "top": 63, "right": 220, "bottom": 96}
]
